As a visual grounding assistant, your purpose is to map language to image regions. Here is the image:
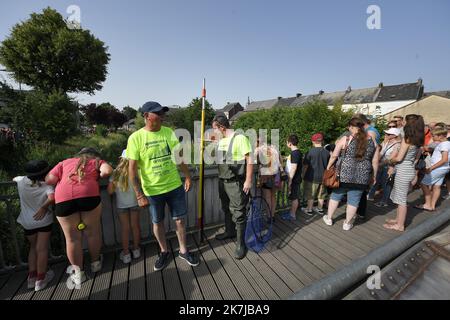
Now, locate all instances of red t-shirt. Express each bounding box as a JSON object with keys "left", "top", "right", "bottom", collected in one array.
[
  {"left": 424, "top": 129, "right": 433, "bottom": 147},
  {"left": 49, "top": 158, "right": 105, "bottom": 204}
]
